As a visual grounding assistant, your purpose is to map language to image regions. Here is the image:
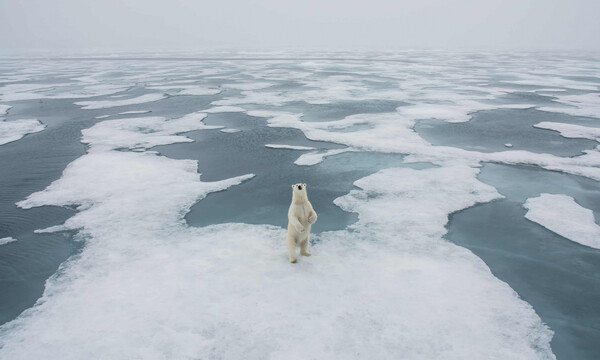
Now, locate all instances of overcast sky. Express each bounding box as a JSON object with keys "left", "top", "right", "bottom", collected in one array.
[{"left": 1, "top": 0, "right": 599, "bottom": 52}]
